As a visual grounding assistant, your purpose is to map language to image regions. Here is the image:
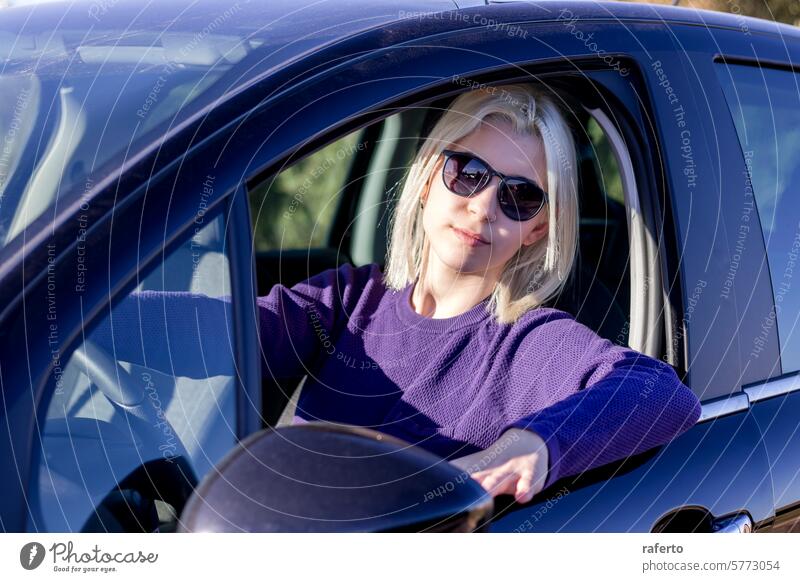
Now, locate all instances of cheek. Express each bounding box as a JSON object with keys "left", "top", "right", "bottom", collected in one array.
[
  {"left": 491, "top": 220, "right": 542, "bottom": 259},
  {"left": 494, "top": 233, "right": 525, "bottom": 260},
  {"left": 424, "top": 181, "right": 461, "bottom": 222},
  {"left": 495, "top": 220, "right": 528, "bottom": 246}
]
